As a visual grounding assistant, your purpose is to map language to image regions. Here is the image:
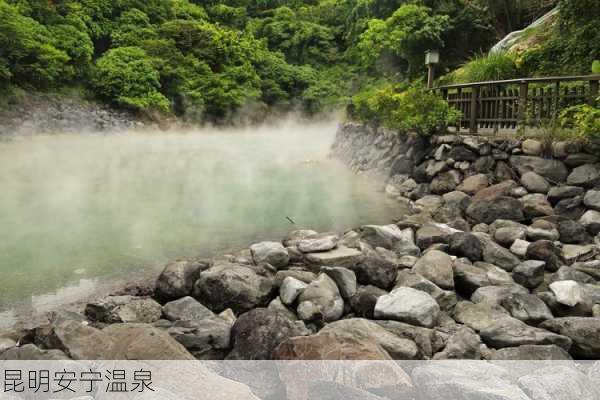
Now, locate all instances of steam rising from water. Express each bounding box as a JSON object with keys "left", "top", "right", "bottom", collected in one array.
[{"left": 0, "top": 118, "right": 402, "bottom": 318}]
